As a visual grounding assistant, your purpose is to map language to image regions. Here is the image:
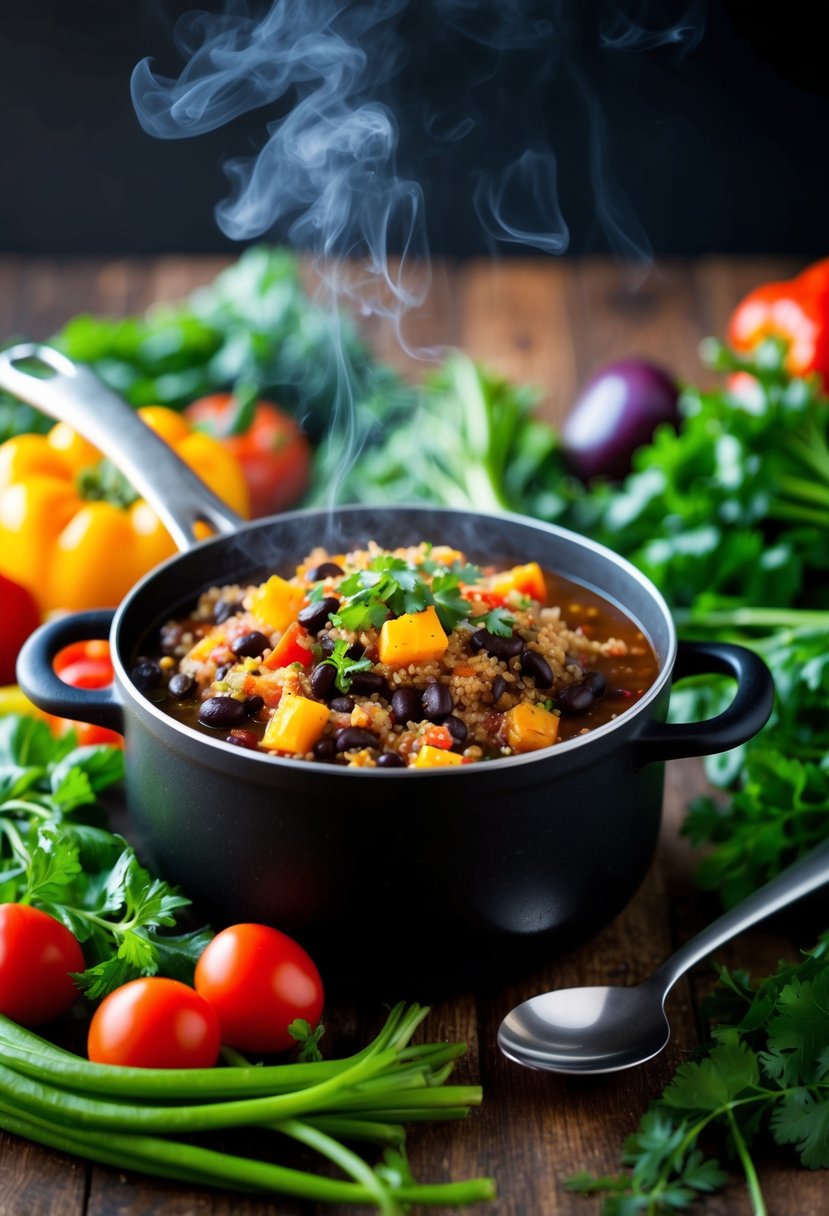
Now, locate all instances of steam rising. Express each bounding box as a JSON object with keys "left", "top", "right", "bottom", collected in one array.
[
  {"left": 131, "top": 1, "right": 706, "bottom": 499},
  {"left": 599, "top": 0, "right": 705, "bottom": 56},
  {"left": 474, "top": 150, "right": 569, "bottom": 256},
  {"left": 132, "top": 1, "right": 426, "bottom": 326},
  {"left": 133, "top": 1, "right": 707, "bottom": 285}
]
